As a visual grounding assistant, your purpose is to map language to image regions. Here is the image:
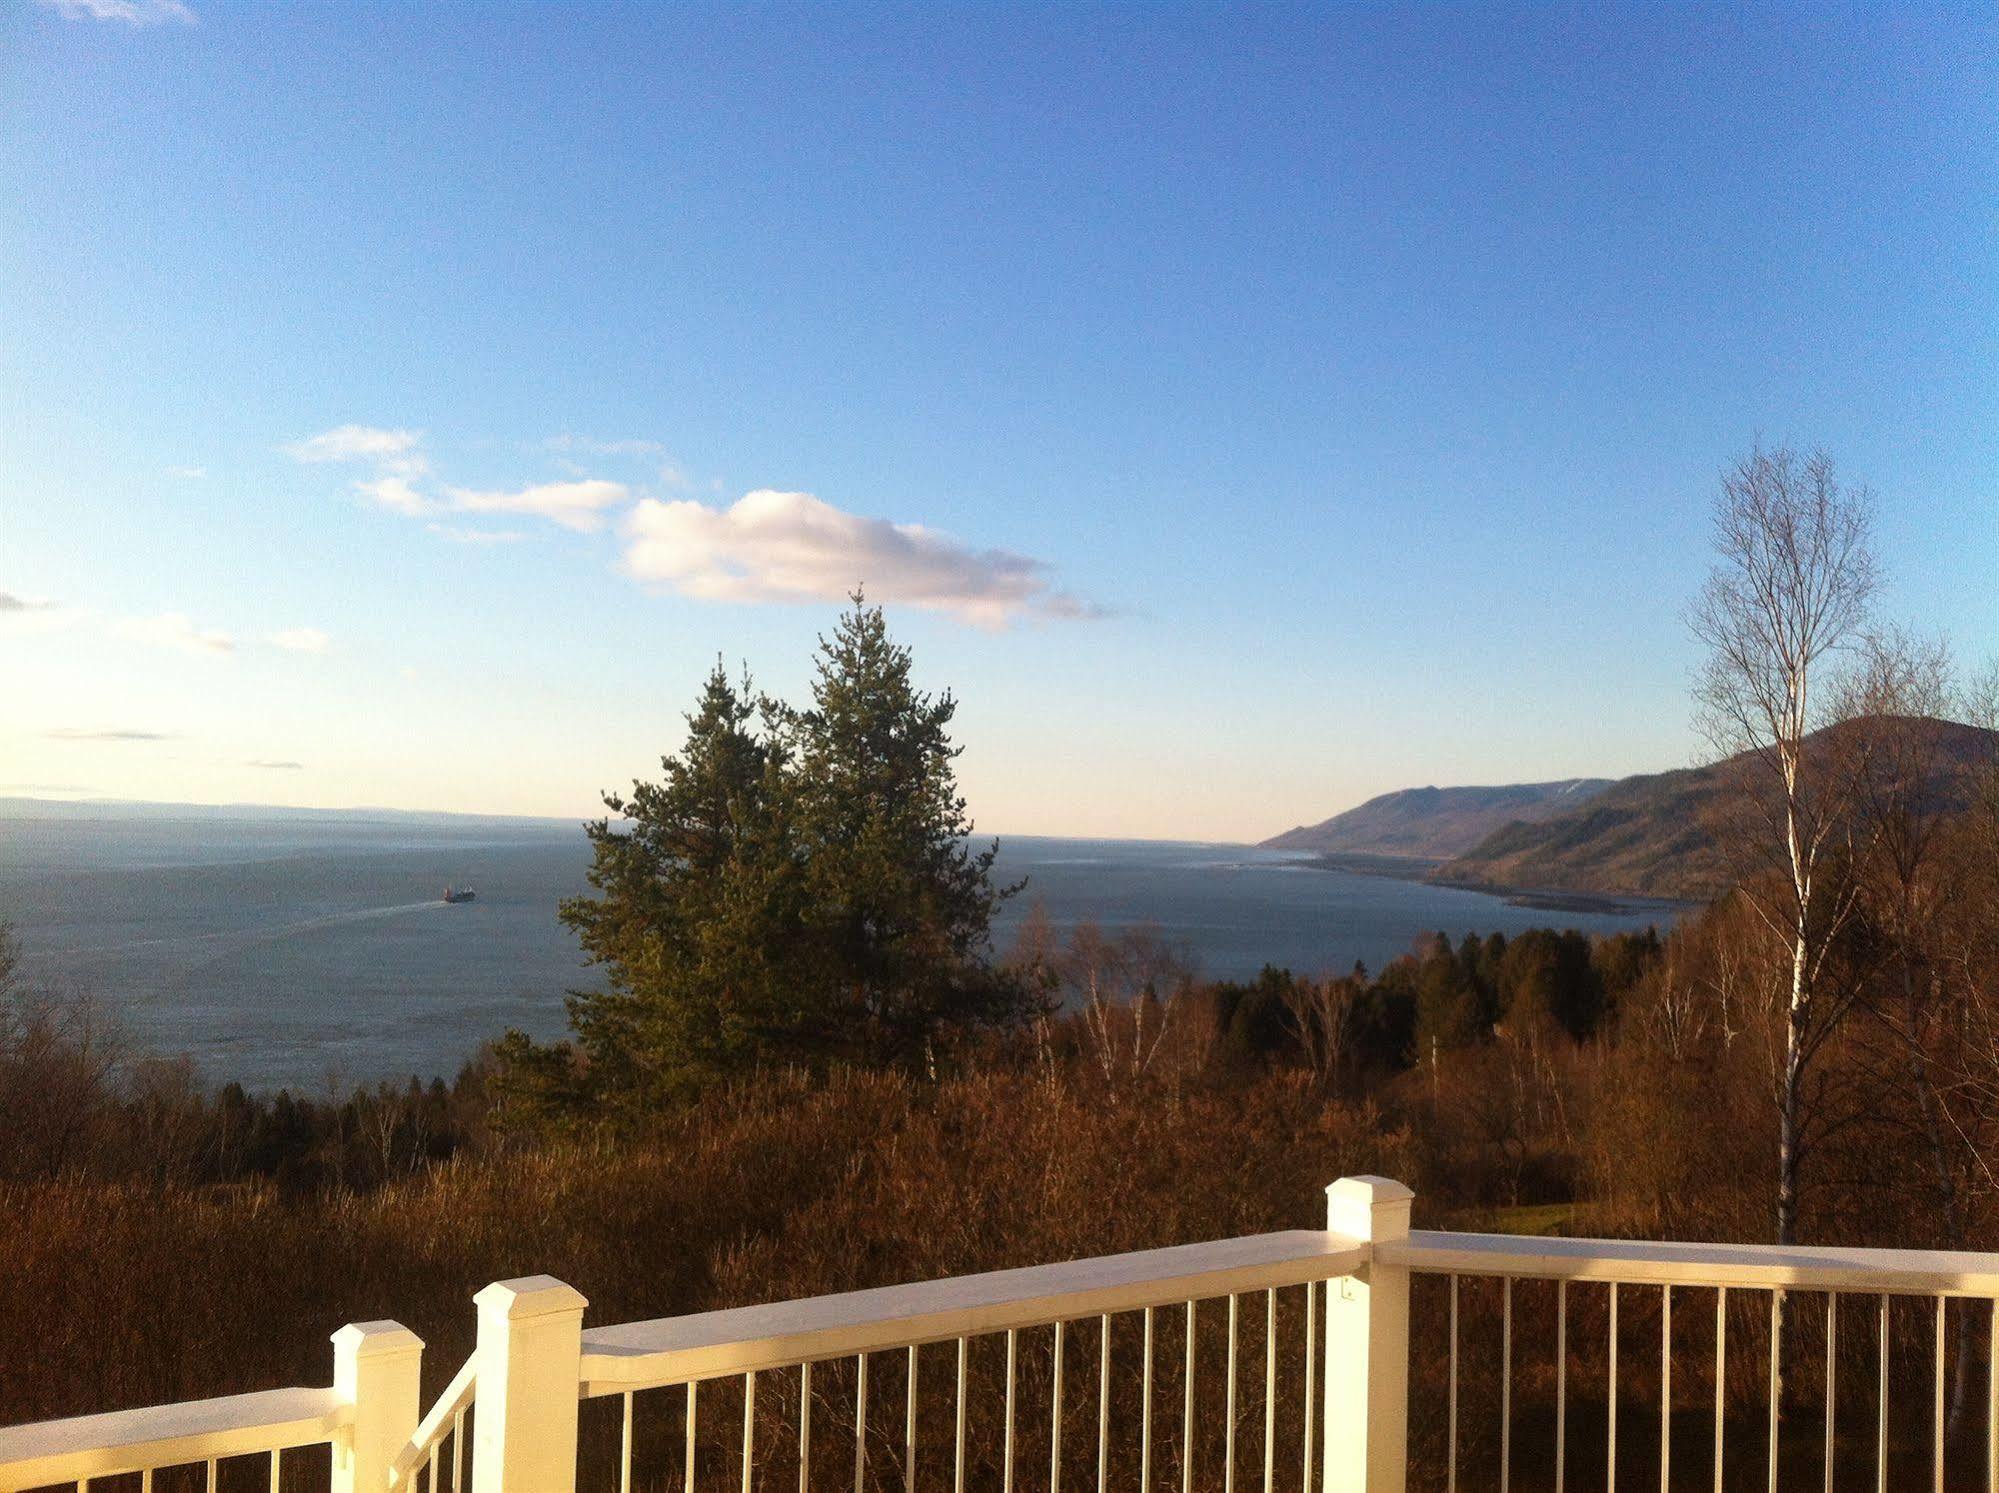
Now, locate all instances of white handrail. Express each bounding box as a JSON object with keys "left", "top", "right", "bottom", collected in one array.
[
  {"left": 387, "top": 1350, "right": 477, "bottom": 1488},
  {"left": 0, "top": 1386, "right": 348, "bottom": 1492},
  {"left": 1387, "top": 1228, "right": 1999, "bottom": 1296},
  {"left": 578, "top": 1228, "right": 1370, "bottom": 1396}
]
